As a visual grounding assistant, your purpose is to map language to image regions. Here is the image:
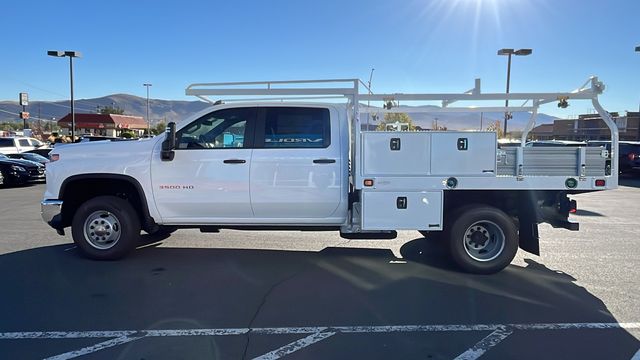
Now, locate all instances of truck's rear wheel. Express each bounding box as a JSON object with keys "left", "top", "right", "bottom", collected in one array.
[
  {"left": 446, "top": 205, "right": 518, "bottom": 274},
  {"left": 71, "top": 196, "right": 140, "bottom": 260}
]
